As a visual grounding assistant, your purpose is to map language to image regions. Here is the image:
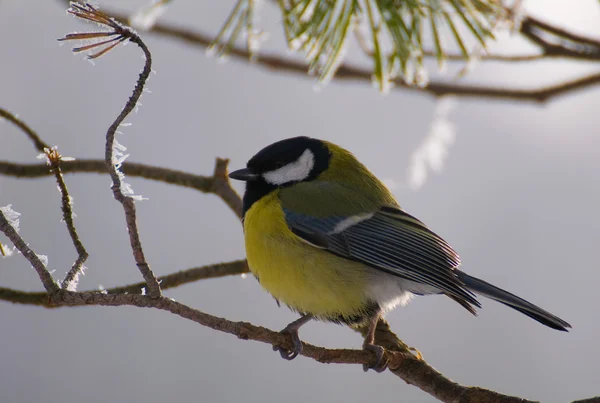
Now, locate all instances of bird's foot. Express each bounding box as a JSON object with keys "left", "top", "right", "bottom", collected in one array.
[
  {"left": 273, "top": 327, "right": 303, "bottom": 360},
  {"left": 362, "top": 342, "right": 387, "bottom": 373}
]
